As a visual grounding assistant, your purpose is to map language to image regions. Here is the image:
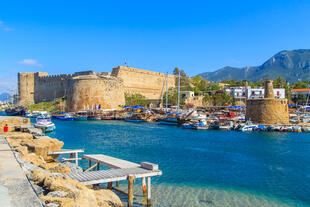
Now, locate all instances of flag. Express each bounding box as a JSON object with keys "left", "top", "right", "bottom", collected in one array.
[
  {"left": 98, "top": 104, "right": 101, "bottom": 110},
  {"left": 91, "top": 105, "right": 93, "bottom": 111},
  {"left": 95, "top": 104, "right": 97, "bottom": 110}
]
